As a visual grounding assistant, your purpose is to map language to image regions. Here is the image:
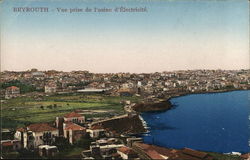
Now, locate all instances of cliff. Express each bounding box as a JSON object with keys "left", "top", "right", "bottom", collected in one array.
[
  {"left": 132, "top": 100, "right": 172, "bottom": 112},
  {"left": 92, "top": 114, "right": 146, "bottom": 134}
]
